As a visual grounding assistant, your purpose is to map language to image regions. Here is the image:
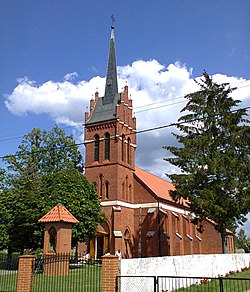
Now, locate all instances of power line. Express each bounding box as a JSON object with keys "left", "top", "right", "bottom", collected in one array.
[{"left": 0, "top": 106, "right": 249, "bottom": 160}]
